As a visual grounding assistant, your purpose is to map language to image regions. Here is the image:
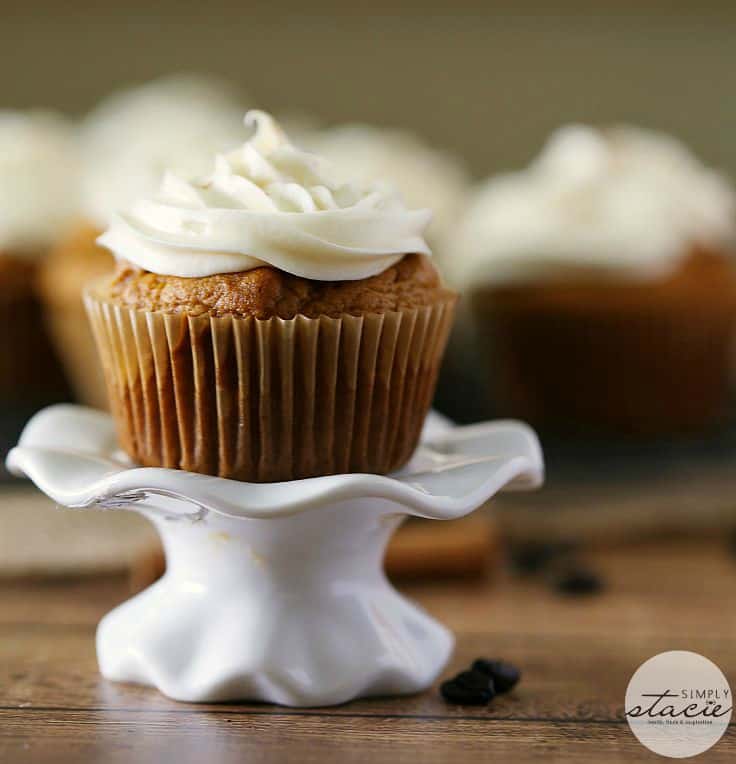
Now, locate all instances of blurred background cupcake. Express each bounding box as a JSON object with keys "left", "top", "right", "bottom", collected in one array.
[
  {"left": 0, "top": 110, "right": 78, "bottom": 408},
  {"left": 39, "top": 74, "right": 251, "bottom": 409},
  {"left": 449, "top": 125, "right": 736, "bottom": 436}
]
